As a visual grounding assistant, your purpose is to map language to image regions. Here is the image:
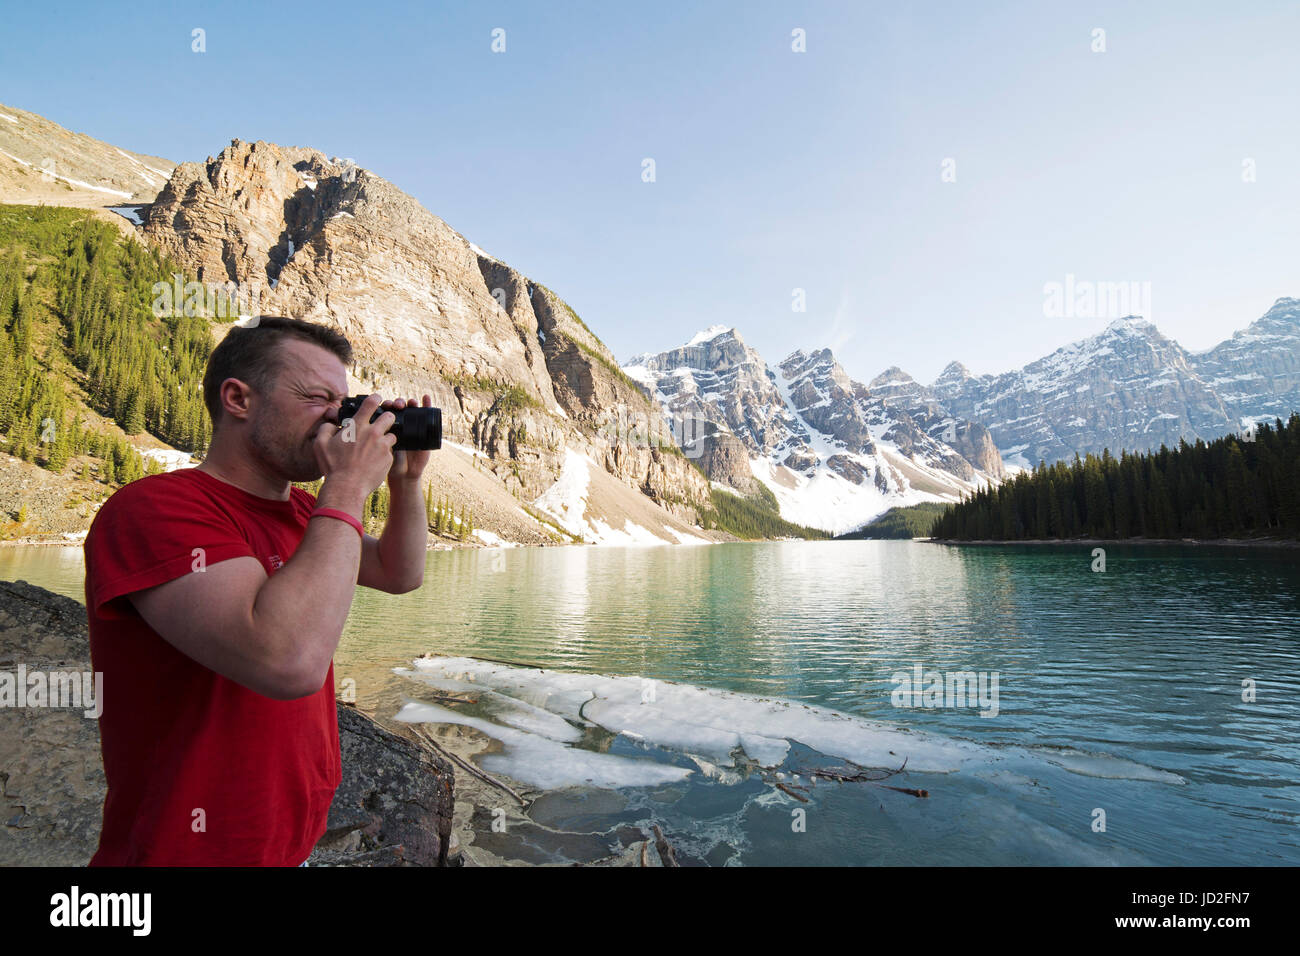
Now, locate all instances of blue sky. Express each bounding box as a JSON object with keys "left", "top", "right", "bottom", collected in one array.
[{"left": 3, "top": 0, "right": 1297, "bottom": 383}]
